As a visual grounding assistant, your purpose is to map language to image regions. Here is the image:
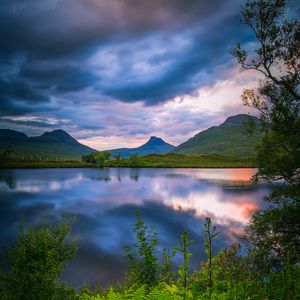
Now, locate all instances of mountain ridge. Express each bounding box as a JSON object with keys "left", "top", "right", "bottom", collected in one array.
[
  {"left": 0, "top": 114, "right": 262, "bottom": 160},
  {"left": 28, "top": 129, "right": 81, "bottom": 145},
  {"left": 0, "top": 129, "right": 95, "bottom": 159}
]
